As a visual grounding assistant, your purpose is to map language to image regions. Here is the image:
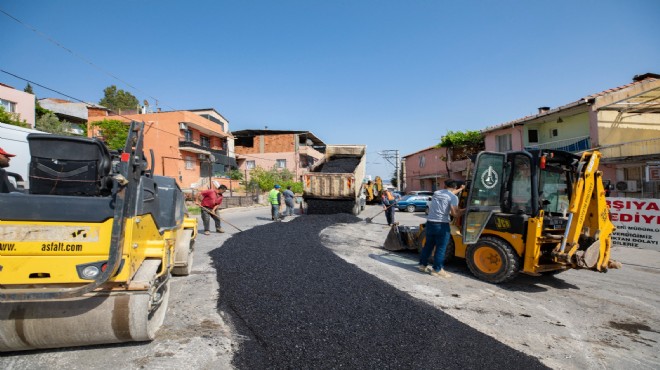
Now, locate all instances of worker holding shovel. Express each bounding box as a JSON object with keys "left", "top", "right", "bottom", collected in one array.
[{"left": 196, "top": 181, "right": 227, "bottom": 235}]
